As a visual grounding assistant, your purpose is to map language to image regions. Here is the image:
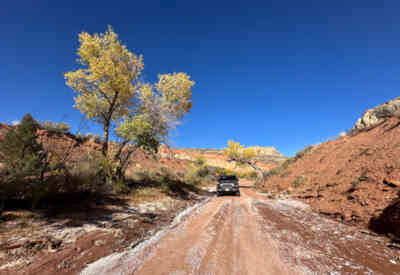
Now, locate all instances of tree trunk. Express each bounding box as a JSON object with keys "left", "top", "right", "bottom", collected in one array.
[
  {"left": 102, "top": 122, "right": 110, "bottom": 157},
  {"left": 114, "top": 140, "right": 128, "bottom": 162},
  {"left": 248, "top": 162, "right": 264, "bottom": 186},
  {"left": 102, "top": 90, "right": 119, "bottom": 157},
  {"left": 115, "top": 145, "right": 137, "bottom": 182},
  {"left": 0, "top": 197, "right": 4, "bottom": 217}
]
